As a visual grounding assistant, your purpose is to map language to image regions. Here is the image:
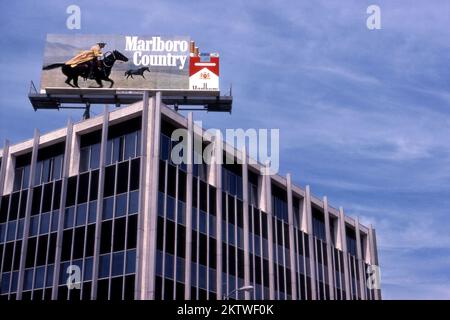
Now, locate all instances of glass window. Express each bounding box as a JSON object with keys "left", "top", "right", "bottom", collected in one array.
[
  {"left": 191, "top": 263, "right": 197, "bottom": 286},
  {"left": 114, "top": 217, "right": 126, "bottom": 252},
  {"left": 78, "top": 172, "right": 89, "bottom": 203},
  {"left": 104, "top": 165, "right": 116, "bottom": 197},
  {"left": 347, "top": 236, "right": 357, "bottom": 256},
  {"left": 229, "top": 173, "right": 236, "bottom": 195},
  {"left": 249, "top": 183, "right": 258, "bottom": 208},
  {"left": 125, "top": 132, "right": 136, "bottom": 160},
  {"left": 100, "top": 220, "right": 112, "bottom": 254},
  {"left": 177, "top": 201, "right": 185, "bottom": 225},
  {"left": 88, "top": 201, "right": 97, "bottom": 224},
  {"left": 209, "top": 215, "right": 216, "bottom": 238},
  {"left": 24, "top": 269, "right": 33, "bottom": 291},
  {"left": 7, "top": 220, "right": 17, "bottom": 240},
  {"left": 209, "top": 269, "right": 216, "bottom": 293},
  {"left": 112, "top": 137, "right": 121, "bottom": 163},
  {"left": 14, "top": 167, "right": 23, "bottom": 191},
  {"left": 112, "top": 251, "right": 125, "bottom": 276},
  {"left": 136, "top": 132, "right": 141, "bottom": 157},
  {"left": 192, "top": 209, "right": 197, "bottom": 231},
  {"left": 222, "top": 168, "right": 243, "bottom": 198},
  {"left": 115, "top": 193, "right": 127, "bottom": 217},
  {"left": 22, "top": 165, "right": 30, "bottom": 189},
  {"left": 118, "top": 137, "right": 125, "bottom": 162},
  {"left": 1, "top": 272, "right": 10, "bottom": 294},
  {"left": 99, "top": 254, "right": 110, "bottom": 278},
  {"left": 90, "top": 143, "right": 100, "bottom": 170},
  {"left": 129, "top": 191, "right": 139, "bottom": 214},
  {"left": 76, "top": 203, "right": 87, "bottom": 226},
  {"left": 228, "top": 223, "right": 235, "bottom": 246},
  {"left": 237, "top": 176, "right": 243, "bottom": 199},
  {"left": 176, "top": 257, "right": 185, "bottom": 283},
  {"left": 199, "top": 210, "right": 207, "bottom": 234},
  {"left": 0, "top": 223, "right": 6, "bottom": 243},
  {"left": 40, "top": 212, "right": 51, "bottom": 234},
  {"left": 11, "top": 271, "right": 18, "bottom": 292},
  {"left": 199, "top": 264, "right": 207, "bottom": 289},
  {"left": 130, "top": 159, "right": 140, "bottom": 191},
  {"left": 17, "top": 218, "right": 24, "bottom": 239},
  {"left": 160, "top": 134, "right": 170, "bottom": 161},
  {"left": 34, "top": 266, "right": 45, "bottom": 289},
  {"left": 0, "top": 199, "right": 9, "bottom": 226},
  {"left": 80, "top": 147, "right": 90, "bottom": 173},
  {"left": 52, "top": 155, "right": 63, "bottom": 180},
  {"left": 102, "top": 197, "right": 114, "bottom": 220},
  {"left": 89, "top": 170, "right": 99, "bottom": 202},
  {"left": 84, "top": 257, "right": 93, "bottom": 281},
  {"left": 59, "top": 261, "right": 70, "bottom": 285},
  {"left": 167, "top": 196, "right": 175, "bottom": 221},
  {"left": 126, "top": 249, "right": 136, "bottom": 274},
  {"left": 158, "top": 192, "right": 164, "bottom": 217},
  {"left": 312, "top": 214, "right": 326, "bottom": 242},
  {"left": 165, "top": 253, "right": 174, "bottom": 279},
  {"left": 46, "top": 265, "right": 54, "bottom": 287},
  {"left": 29, "top": 217, "right": 39, "bottom": 237},
  {"left": 42, "top": 159, "right": 51, "bottom": 184},
  {"left": 34, "top": 161, "right": 43, "bottom": 186},
  {"left": 51, "top": 211, "right": 59, "bottom": 232},
  {"left": 117, "top": 162, "right": 129, "bottom": 194},
  {"left": 64, "top": 207, "right": 75, "bottom": 229},
  {"left": 105, "top": 140, "right": 113, "bottom": 166},
  {"left": 156, "top": 250, "right": 163, "bottom": 276}
]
